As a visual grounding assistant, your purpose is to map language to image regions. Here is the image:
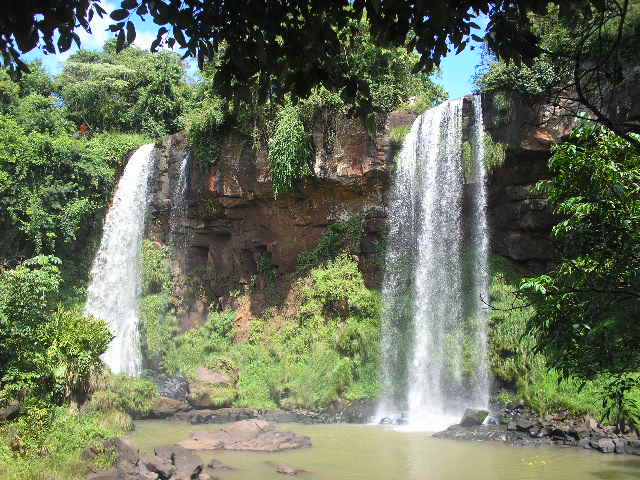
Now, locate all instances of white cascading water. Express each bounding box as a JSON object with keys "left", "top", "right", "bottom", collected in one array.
[
  {"left": 377, "top": 96, "right": 490, "bottom": 430},
  {"left": 84, "top": 144, "right": 157, "bottom": 376},
  {"left": 168, "top": 151, "right": 191, "bottom": 251}
]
